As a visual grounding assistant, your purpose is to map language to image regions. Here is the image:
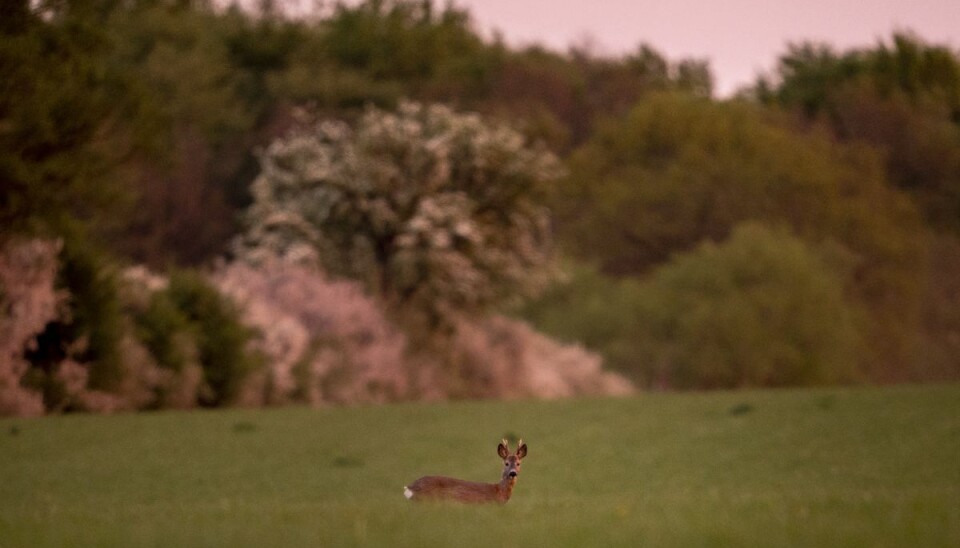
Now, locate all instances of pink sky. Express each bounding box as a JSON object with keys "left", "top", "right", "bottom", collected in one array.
[{"left": 451, "top": 0, "right": 960, "bottom": 97}]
